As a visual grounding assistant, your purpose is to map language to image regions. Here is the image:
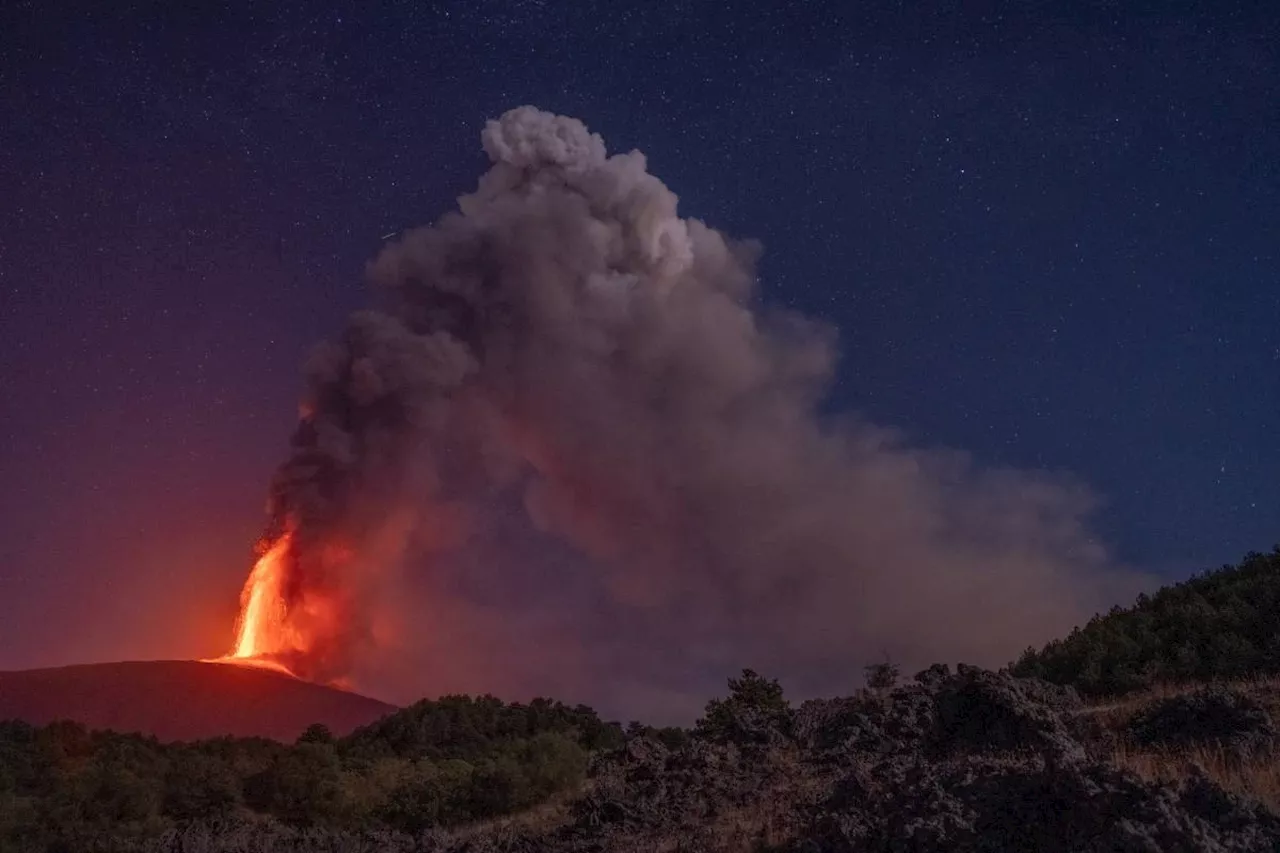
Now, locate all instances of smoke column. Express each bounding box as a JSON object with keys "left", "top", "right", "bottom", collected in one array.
[{"left": 251, "top": 106, "right": 1147, "bottom": 719}]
